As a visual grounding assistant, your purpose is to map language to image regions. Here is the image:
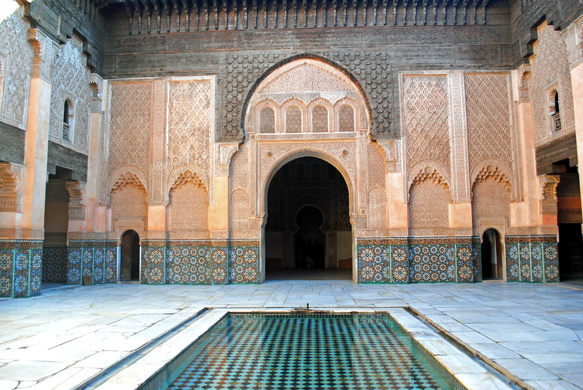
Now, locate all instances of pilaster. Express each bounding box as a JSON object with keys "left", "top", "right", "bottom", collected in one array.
[
  {"left": 21, "top": 29, "right": 58, "bottom": 239},
  {"left": 147, "top": 79, "right": 167, "bottom": 239},
  {"left": 571, "top": 62, "right": 583, "bottom": 233},
  {"left": 447, "top": 71, "right": 472, "bottom": 230}
]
